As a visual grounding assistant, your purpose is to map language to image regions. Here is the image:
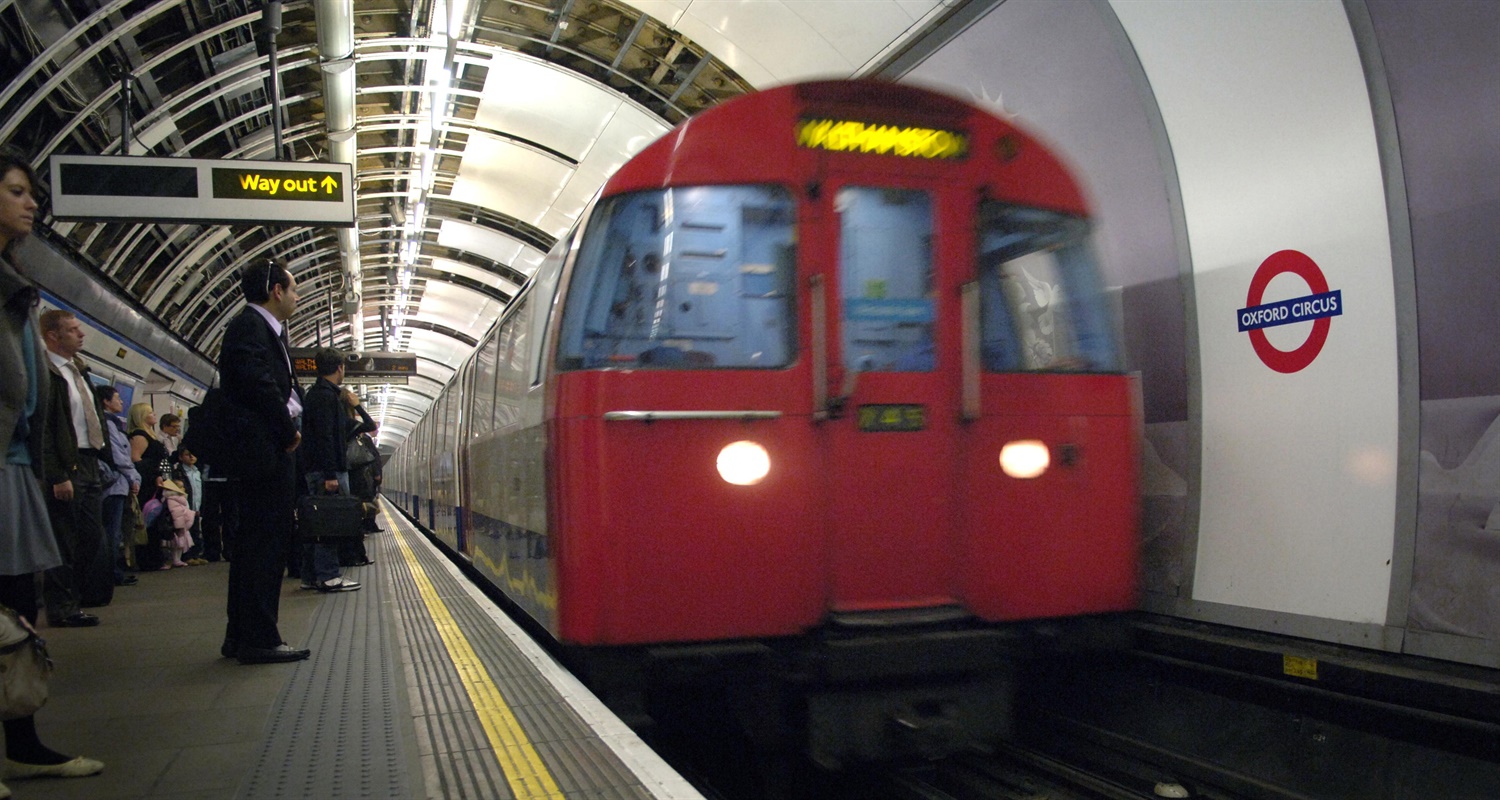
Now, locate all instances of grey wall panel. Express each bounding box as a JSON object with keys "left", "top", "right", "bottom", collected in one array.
[
  {"left": 1364, "top": 1, "right": 1500, "bottom": 661},
  {"left": 16, "top": 233, "right": 216, "bottom": 388}
]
